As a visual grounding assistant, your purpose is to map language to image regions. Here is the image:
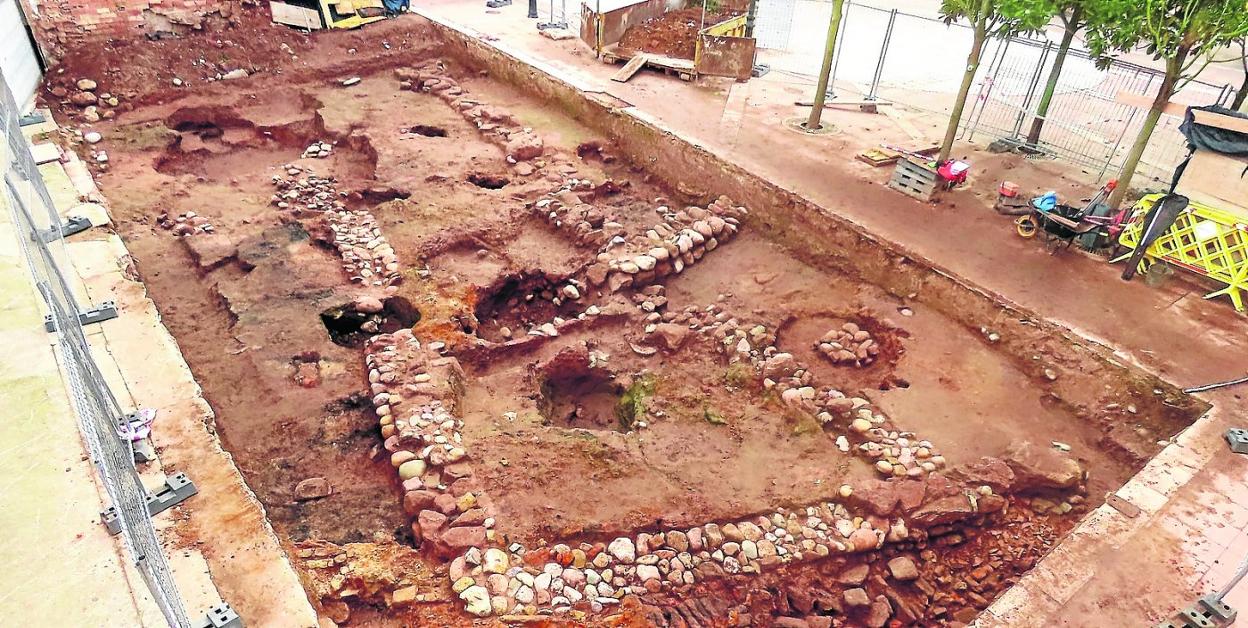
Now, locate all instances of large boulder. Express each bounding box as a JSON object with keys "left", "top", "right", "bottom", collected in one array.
[
  {"left": 948, "top": 456, "right": 1016, "bottom": 493},
  {"left": 1003, "top": 441, "right": 1084, "bottom": 492},
  {"left": 651, "top": 323, "right": 690, "bottom": 351}
]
